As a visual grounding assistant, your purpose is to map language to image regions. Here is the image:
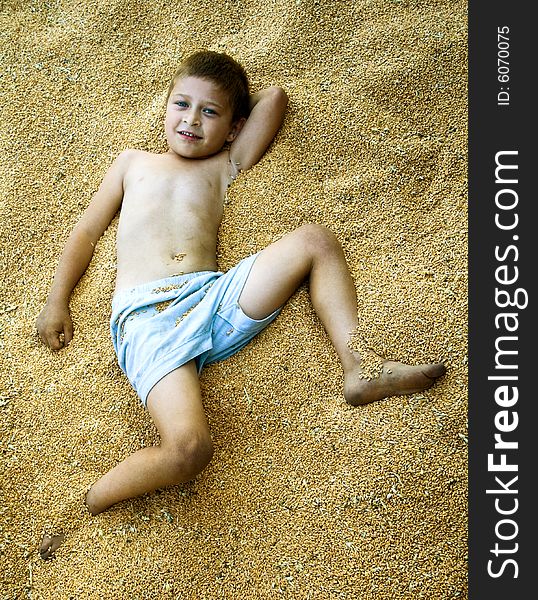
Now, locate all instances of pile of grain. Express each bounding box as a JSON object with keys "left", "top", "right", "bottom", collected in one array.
[{"left": 1, "top": 0, "right": 467, "bottom": 598}]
